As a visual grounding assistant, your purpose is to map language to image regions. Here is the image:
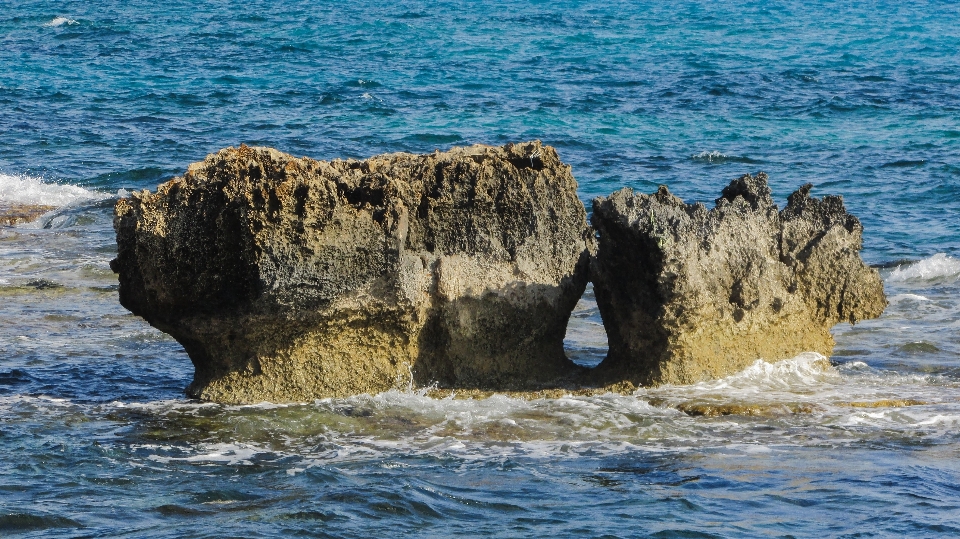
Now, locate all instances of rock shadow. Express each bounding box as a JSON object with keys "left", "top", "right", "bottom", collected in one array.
[{"left": 411, "top": 270, "right": 589, "bottom": 392}]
